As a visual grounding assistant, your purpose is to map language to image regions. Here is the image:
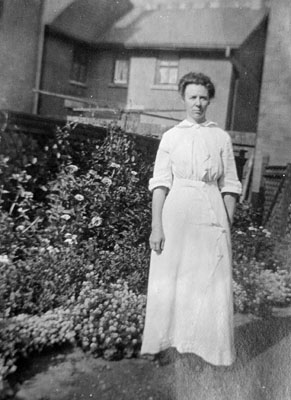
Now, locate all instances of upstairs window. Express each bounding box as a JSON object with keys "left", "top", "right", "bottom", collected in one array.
[
  {"left": 113, "top": 58, "right": 129, "bottom": 85},
  {"left": 156, "top": 54, "right": 179, "bottom": 85},
  {"left": 70, "top": 46, "right": 89, "bottom": 85}
]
